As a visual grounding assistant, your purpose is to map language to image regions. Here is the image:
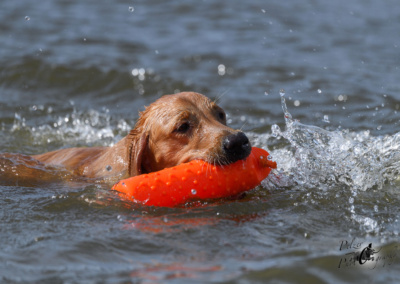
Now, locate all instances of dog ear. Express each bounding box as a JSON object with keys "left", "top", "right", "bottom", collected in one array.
[{"left": 127, "top": 130, "right": 149, "bottom": 177}]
